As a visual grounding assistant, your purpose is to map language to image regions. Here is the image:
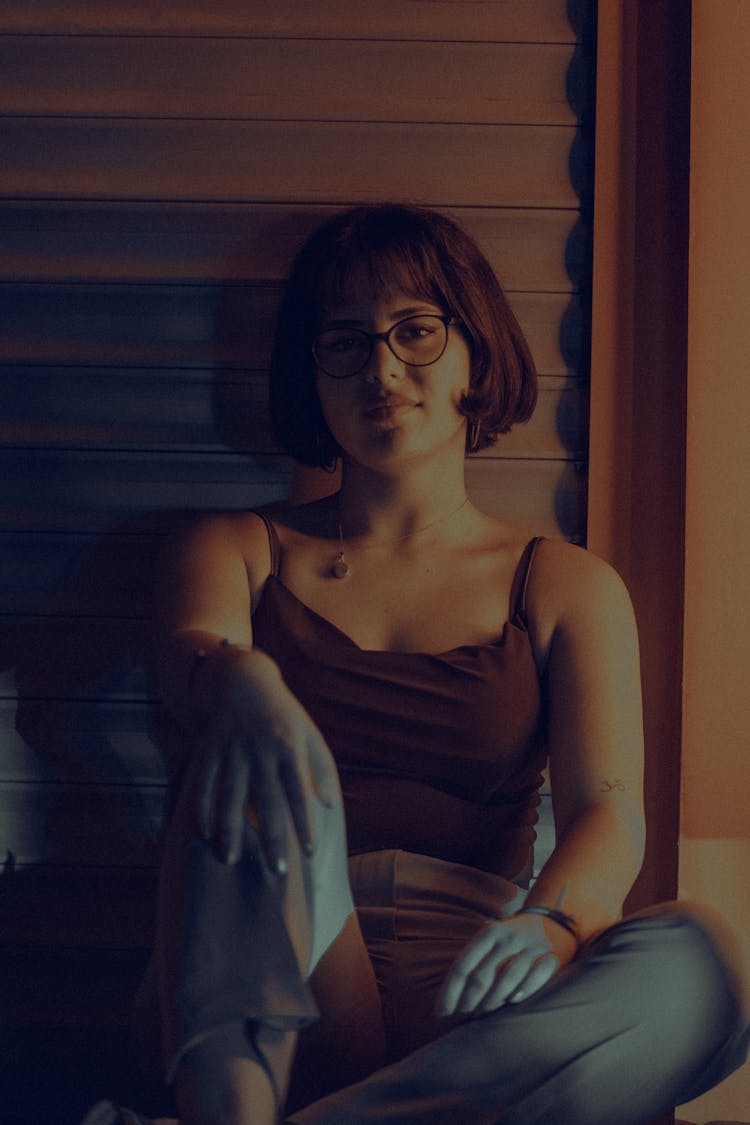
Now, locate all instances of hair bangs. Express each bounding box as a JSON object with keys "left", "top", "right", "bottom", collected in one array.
[{"left": 313, "top": 229, "right": 451, "bottom": 325}]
